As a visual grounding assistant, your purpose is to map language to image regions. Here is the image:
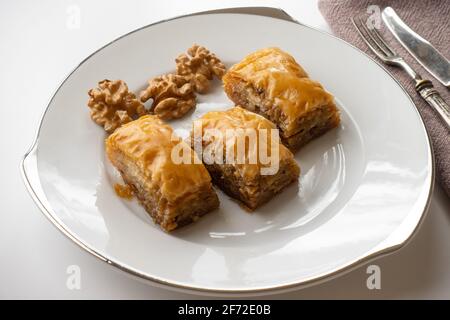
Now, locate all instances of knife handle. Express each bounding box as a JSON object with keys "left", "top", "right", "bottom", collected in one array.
[{"left": 416, "top": 80, "right": 450, "bottom": 129}]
